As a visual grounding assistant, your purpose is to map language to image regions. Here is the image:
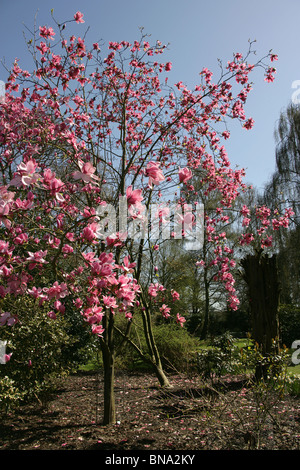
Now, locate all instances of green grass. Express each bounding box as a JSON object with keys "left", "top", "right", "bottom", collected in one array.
[{"left": 287, "top": 364, "right": 300, "bottom": 375}]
